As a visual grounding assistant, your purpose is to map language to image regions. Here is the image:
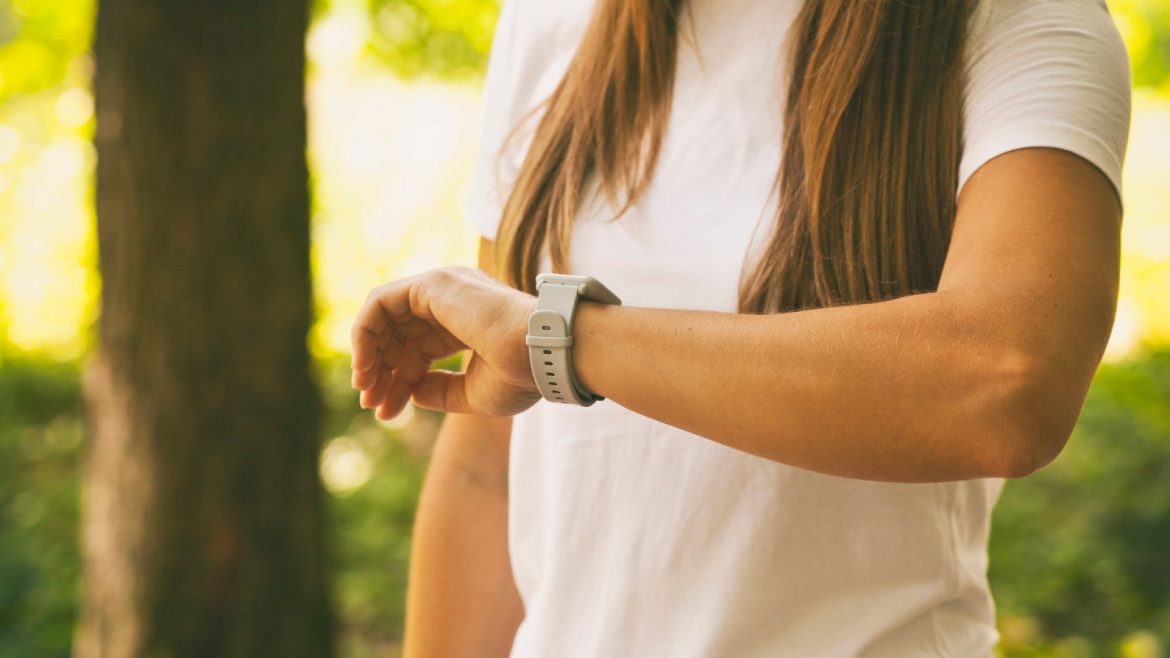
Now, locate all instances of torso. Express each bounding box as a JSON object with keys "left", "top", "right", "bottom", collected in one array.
[
  {"left": 500, "top": 1, "right": 1002, "bottom": 656},
  {"left": 470, "top": 0, "right": 1131, "bottom": 654}
]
